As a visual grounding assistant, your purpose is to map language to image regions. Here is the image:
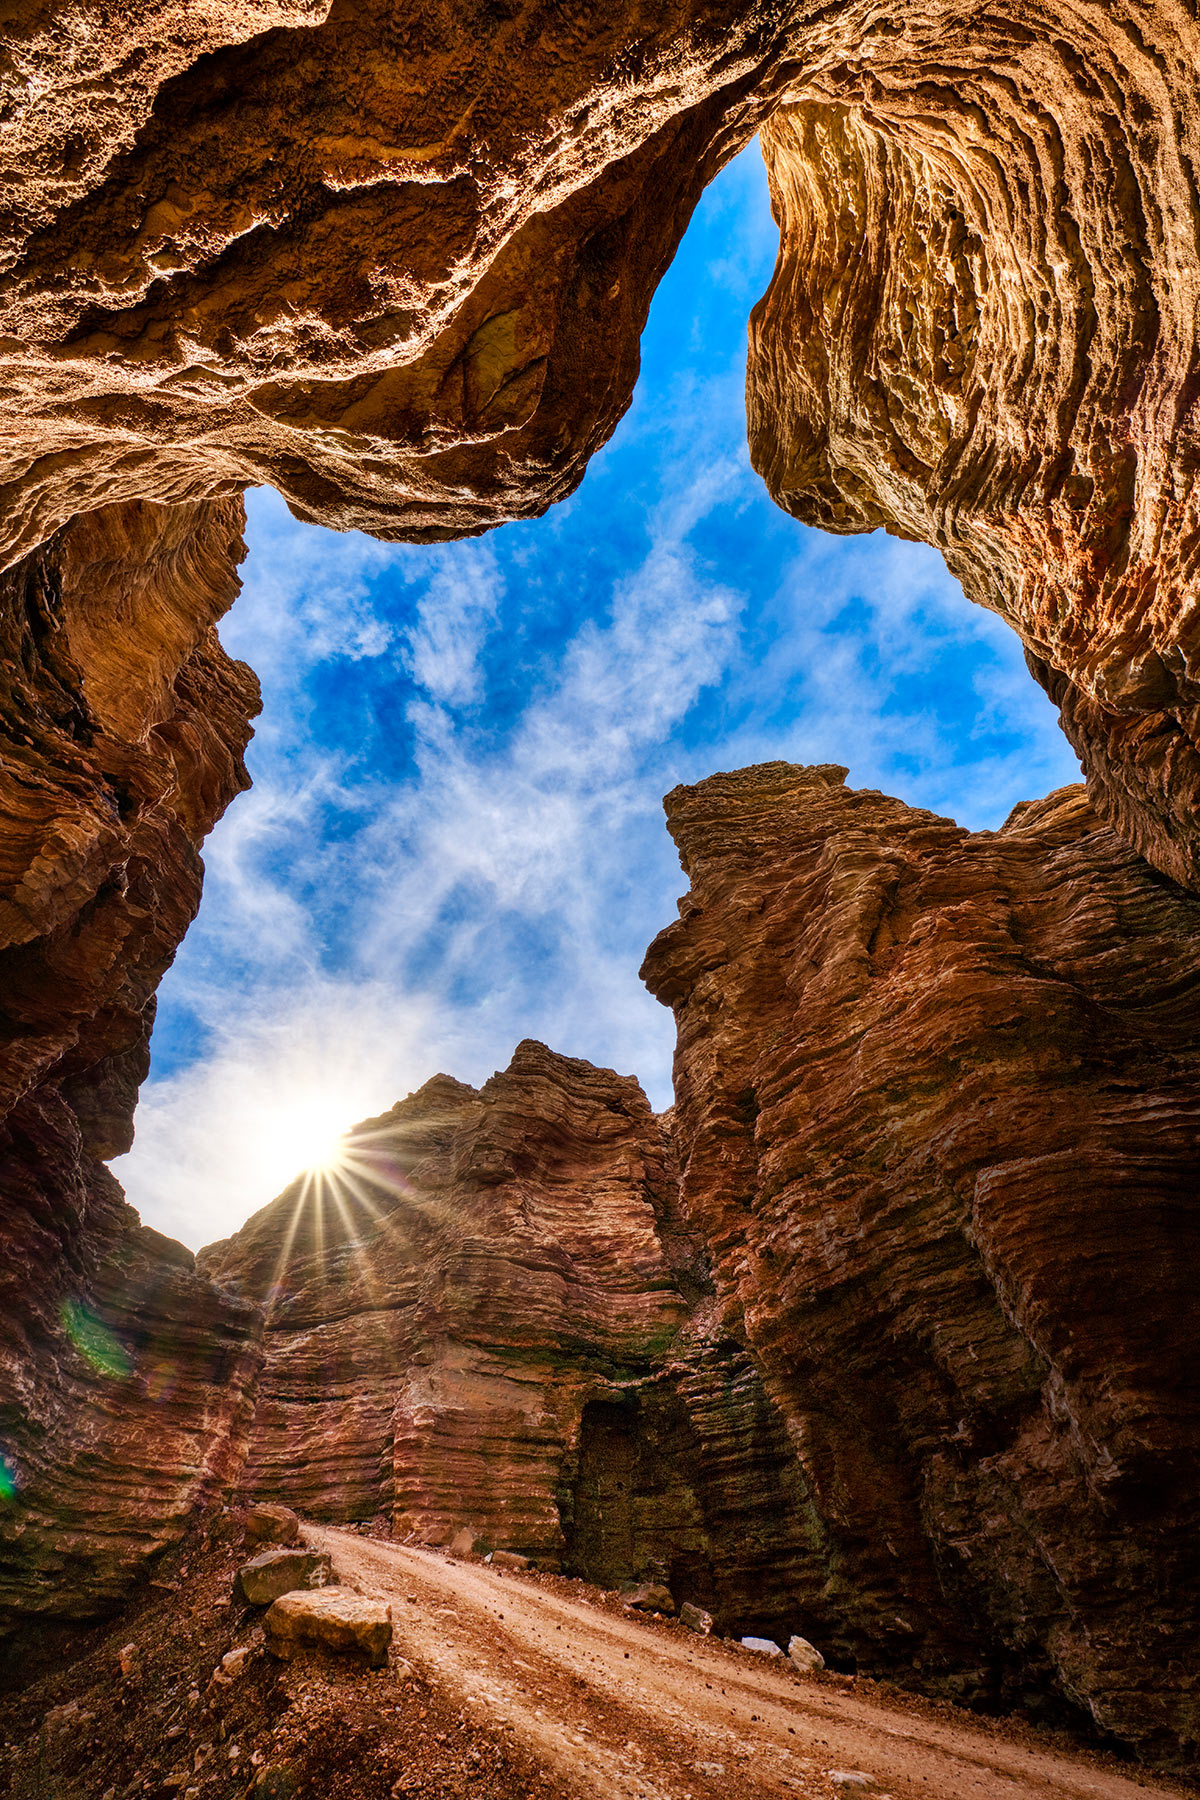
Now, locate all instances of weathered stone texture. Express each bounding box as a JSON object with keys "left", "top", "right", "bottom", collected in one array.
[
  {"left": 641, "top": 763, "right": 1200, "bottom": 1758},
  {"left": 0, "top": 497, "right": 258, "bottom": 1147},
  {"left": 1, "top": 2, "right": 1199, "bottom": 1766},
  {"left": 0, "top": 1118, "right": 262, "bottom": 1633},
  {"left": 0, "top": 0, "right": 800, "bottom": 561},
  {"left": 237, "top": 1545, "right": 332, "bottom": 1605},
  {"left": 199, "top": 1042, "right": 818, "bottom": 1639},
  {"left": 264, "top": 1586, "right": 392, "bottom": 1666},
  {"left": 0, "top": 497, "right": 263, "bottom": 1634},
  {"left": 748, "top": 19, "right": 1200, "bottom": 889},
  {"left": 4, "top": 4, "right": 1200, "bottom": 885}
]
